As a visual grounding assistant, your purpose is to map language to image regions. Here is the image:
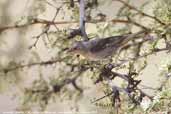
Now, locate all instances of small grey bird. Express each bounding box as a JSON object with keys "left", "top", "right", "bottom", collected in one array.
[{"left": 68, "top": 30, "right": 145, "bottom": 60}]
